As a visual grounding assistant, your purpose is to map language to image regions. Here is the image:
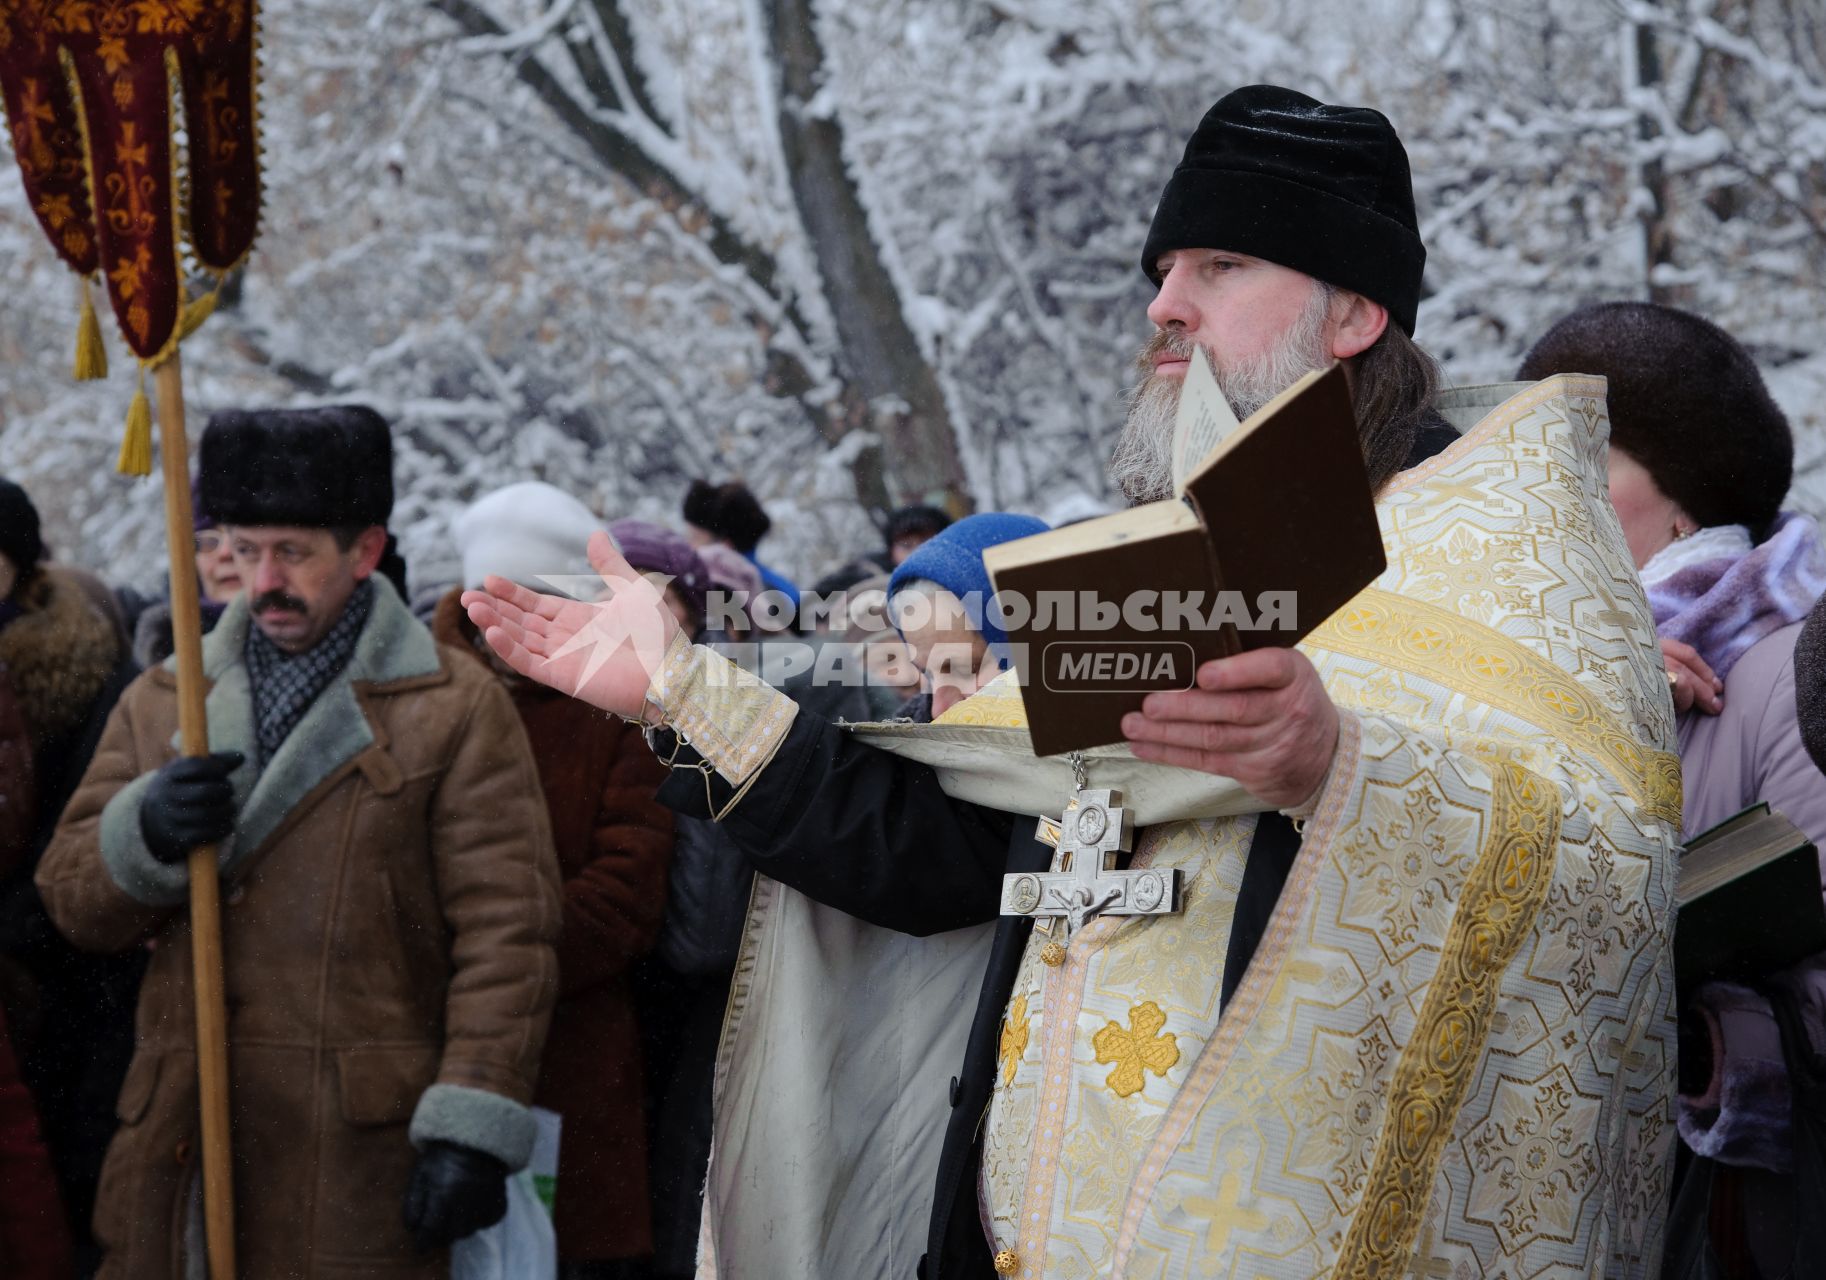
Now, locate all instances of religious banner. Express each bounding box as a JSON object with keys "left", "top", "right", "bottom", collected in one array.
[
  {"left": 0, "top": 5, "right": 263, "bottom": 1274},
  {"left": 0, "top": 0, "right": 261, "bottom": 469}
]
